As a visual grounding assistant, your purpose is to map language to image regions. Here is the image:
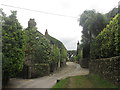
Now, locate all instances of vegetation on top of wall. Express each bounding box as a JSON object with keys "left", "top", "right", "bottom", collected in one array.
[{"left": 91, "top": 14, "right": 120, "bottom": 59}]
